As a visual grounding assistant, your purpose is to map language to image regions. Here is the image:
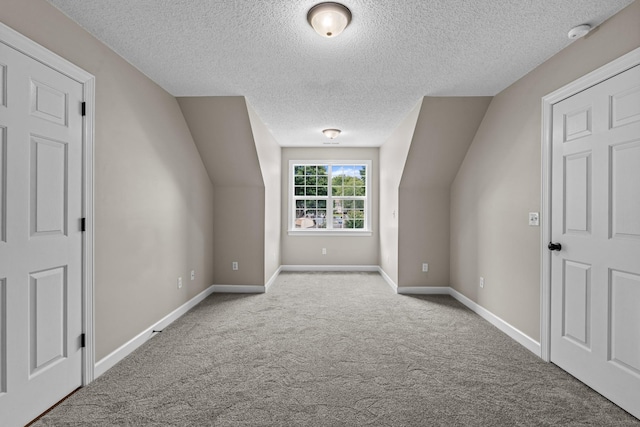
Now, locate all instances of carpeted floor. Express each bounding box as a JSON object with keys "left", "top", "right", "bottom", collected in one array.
[{"left": 35, "top": 272, "right": 638, "bottom": 426}]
